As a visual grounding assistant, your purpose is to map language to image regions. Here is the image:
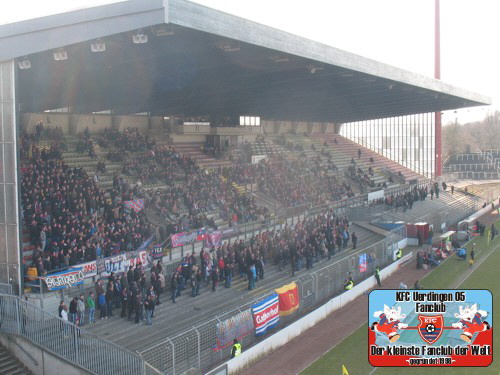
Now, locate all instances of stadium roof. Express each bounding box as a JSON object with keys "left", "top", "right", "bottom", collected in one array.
[{"left": 0, "top": 0, "right": 491, "bottom": 123}]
